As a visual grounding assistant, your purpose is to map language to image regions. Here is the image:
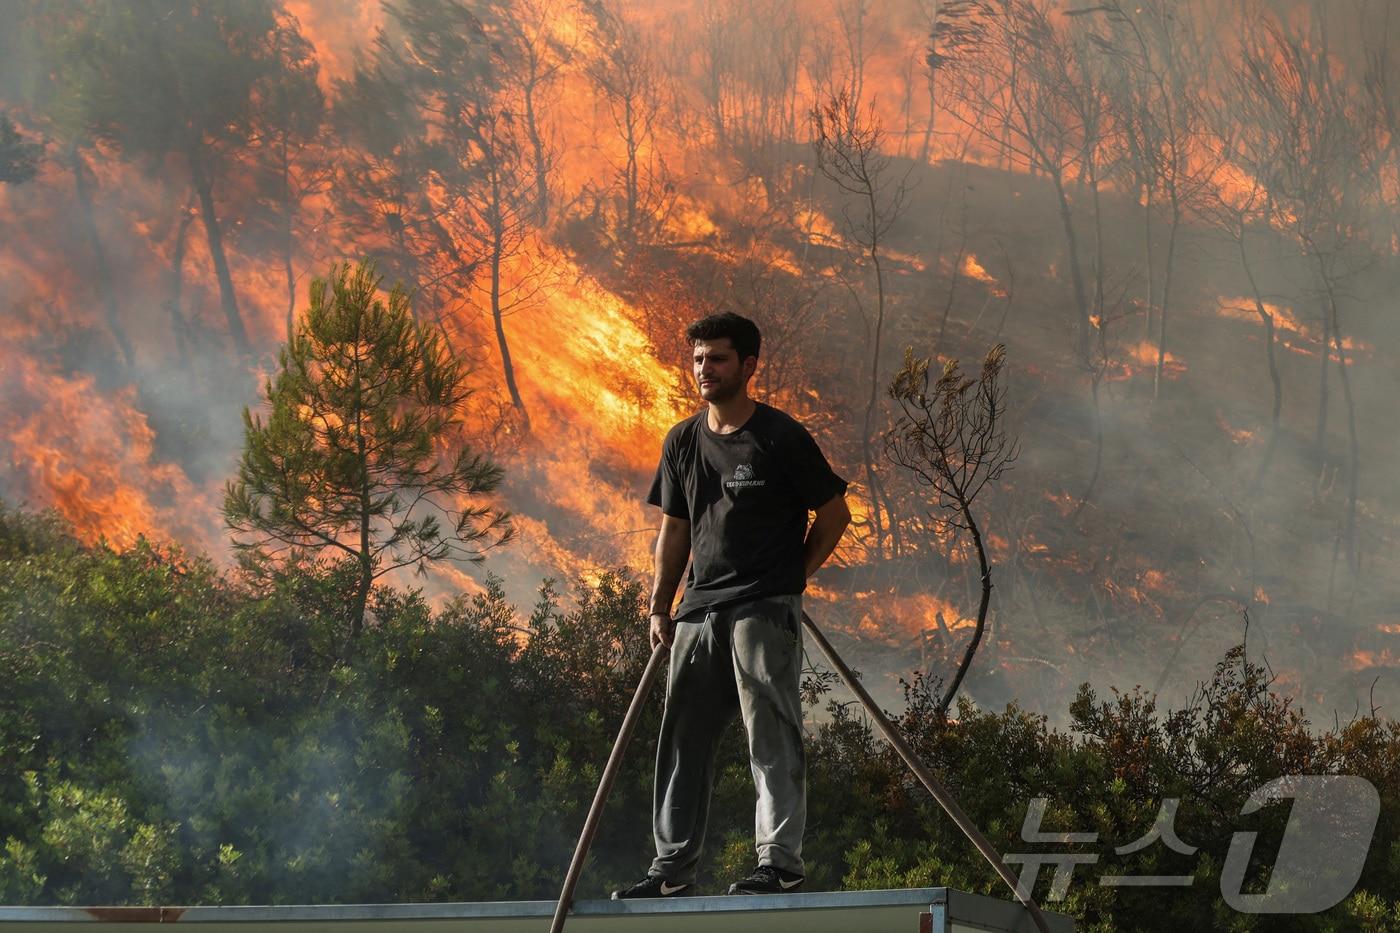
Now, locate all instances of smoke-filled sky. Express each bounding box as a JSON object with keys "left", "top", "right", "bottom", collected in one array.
[{"left": 2, "top": 0, "right": 1399, "bottom": 722}]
